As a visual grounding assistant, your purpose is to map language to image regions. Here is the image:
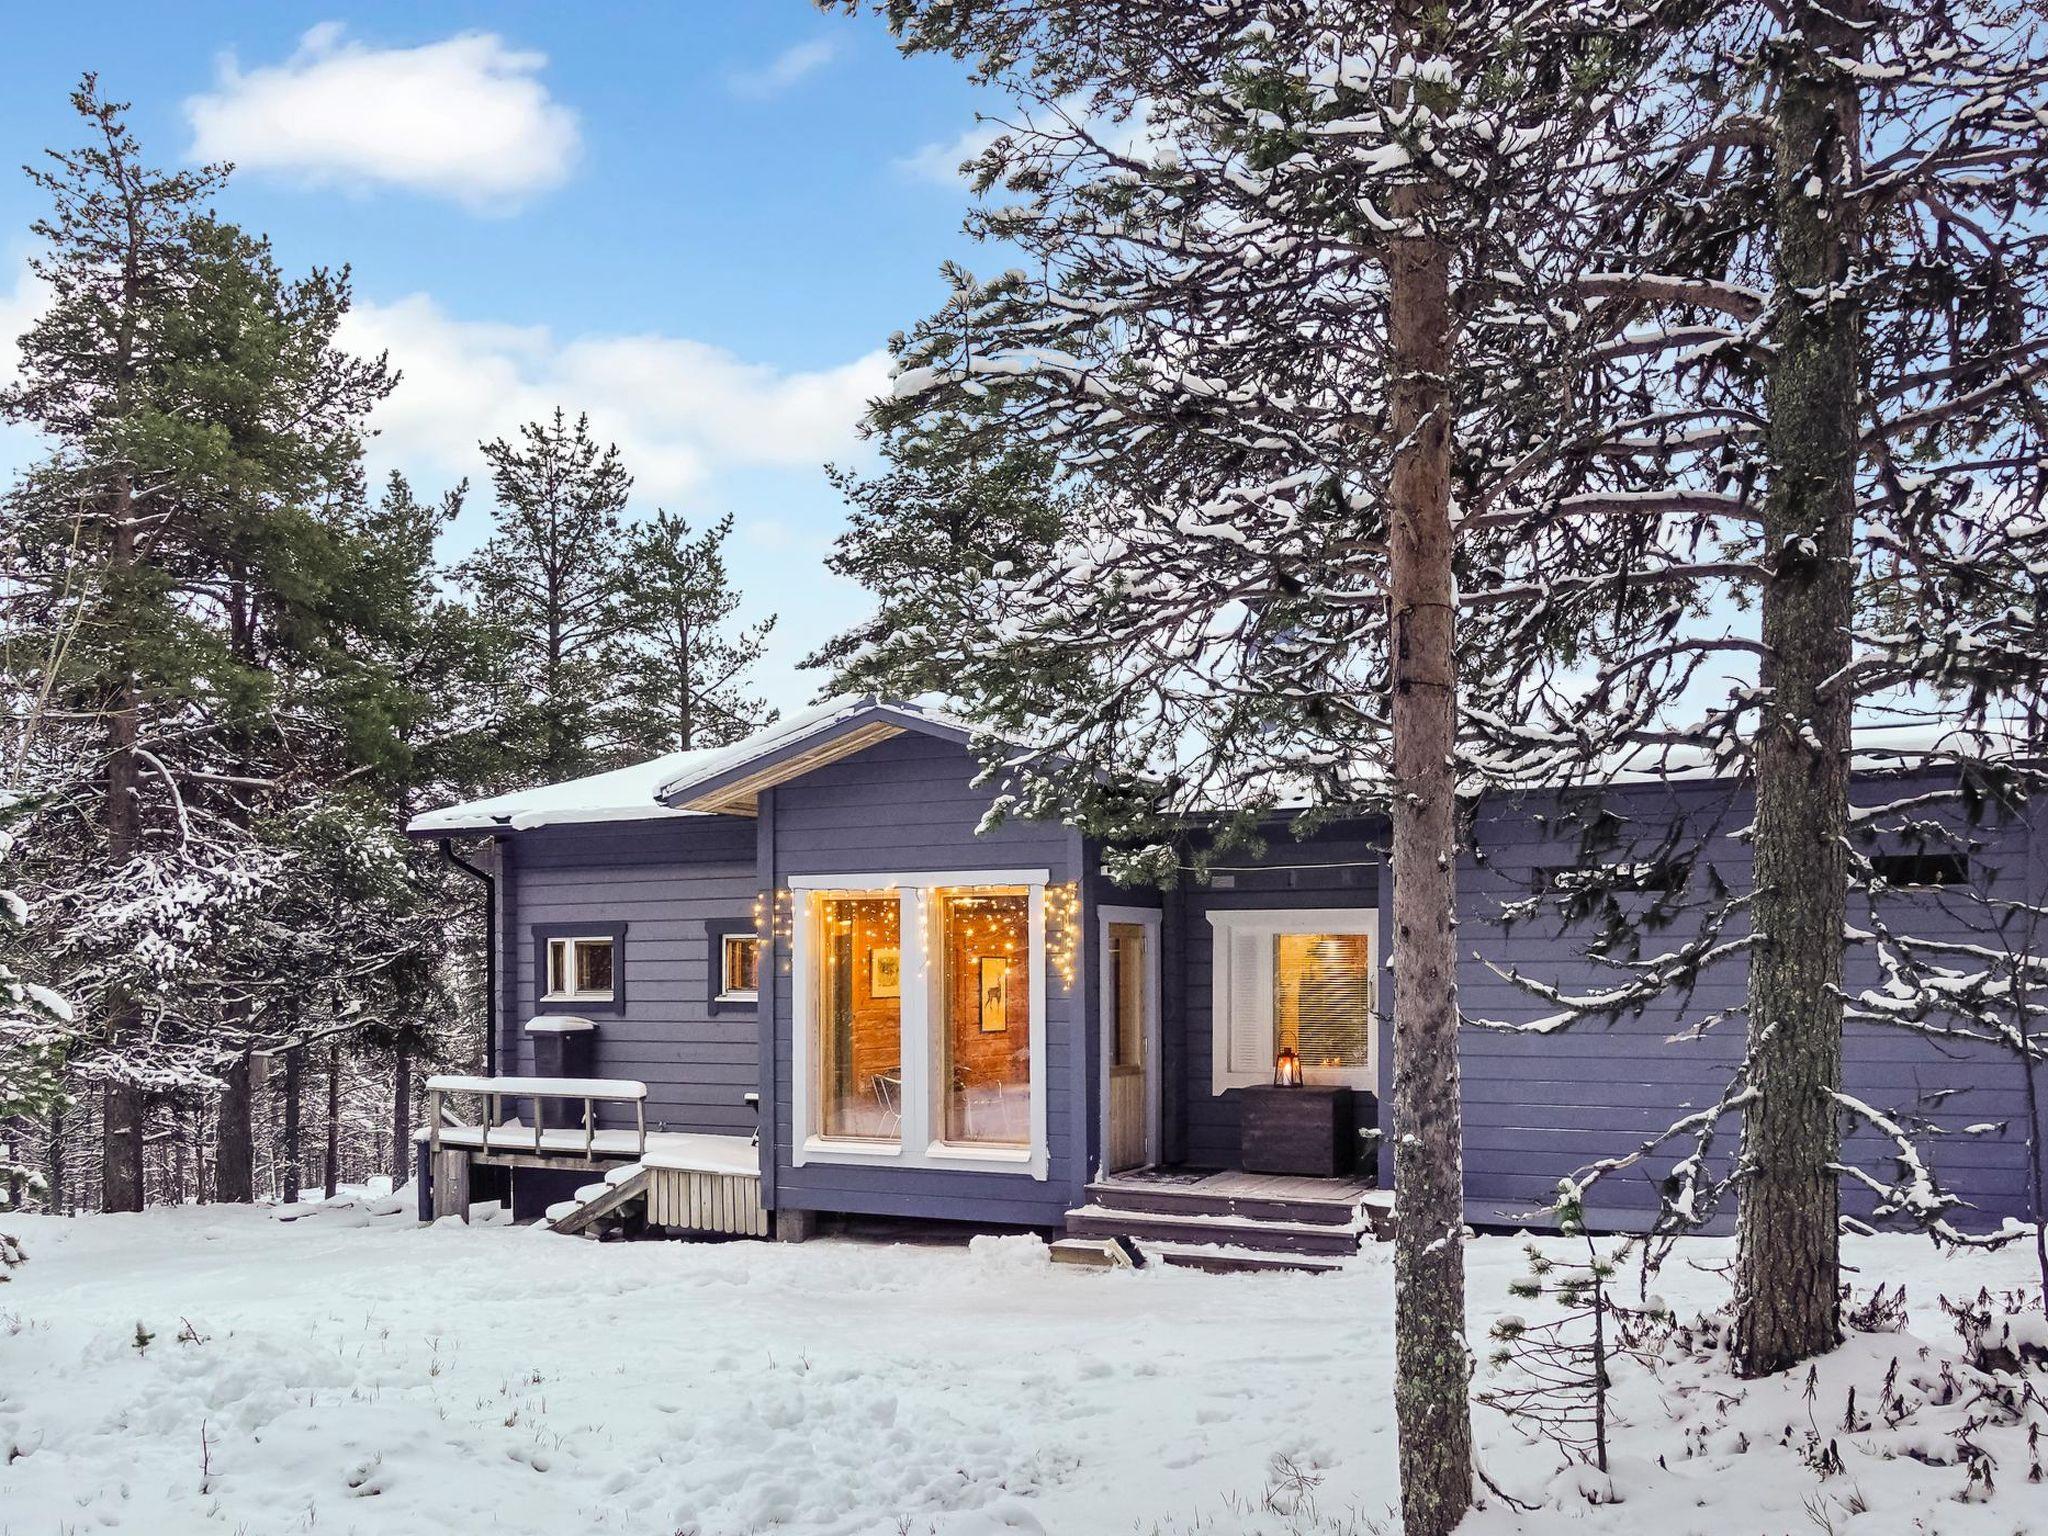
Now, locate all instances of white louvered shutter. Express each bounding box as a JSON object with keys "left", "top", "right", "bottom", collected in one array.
[{"left": 1225, "top": 926, "right": 1272, "bottom": 1075}]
